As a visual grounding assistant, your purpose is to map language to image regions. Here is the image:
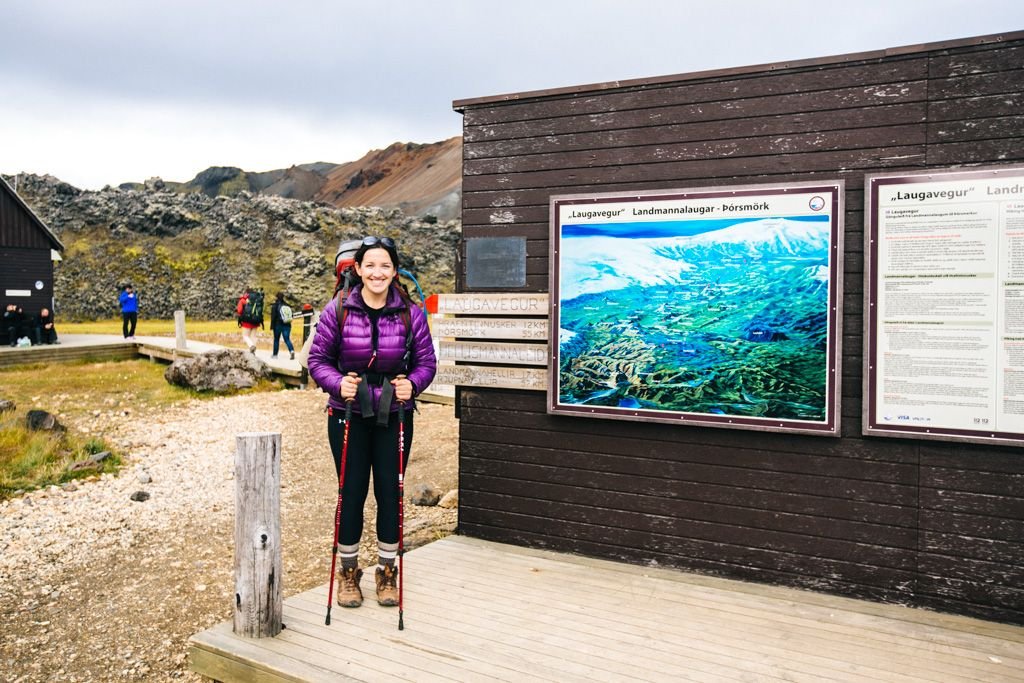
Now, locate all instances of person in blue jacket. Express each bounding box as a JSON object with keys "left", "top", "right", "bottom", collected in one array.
[{"left": 119, "top": 284, "right": 139, "bottom": 339}]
